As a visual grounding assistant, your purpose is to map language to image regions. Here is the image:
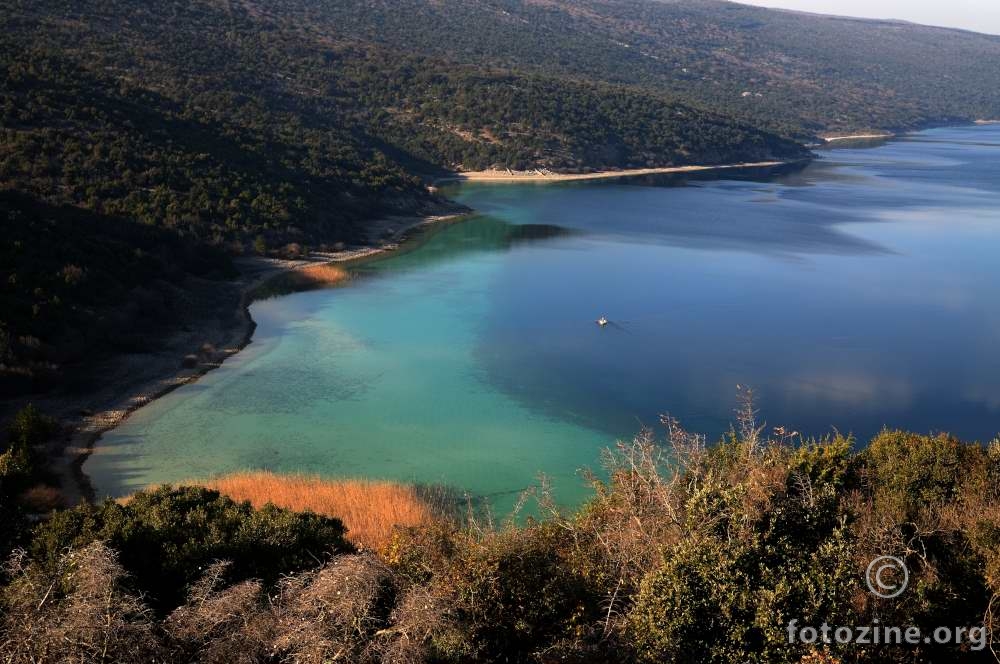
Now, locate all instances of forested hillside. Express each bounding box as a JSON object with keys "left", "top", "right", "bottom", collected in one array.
[
  {"left": 291, "top": 0, "right": 1000, "bottom": 137},
  {"left": 3, "top": 0, "right": 998, "bottom": 394},
  {"left": 1, "top": 0, "right": 804, "bottom": 245},
  {"left": 0, "top": 191, "right": 240, "bottom": 391},
  {"left": 0, "top": 0, "right": 808, "bottom": 387},
  {"left": 4, "top": 0, "right": 999, "bottom": 245},
  {"left": 4, "top": 0, "right": 998, "bottom": 246}
]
